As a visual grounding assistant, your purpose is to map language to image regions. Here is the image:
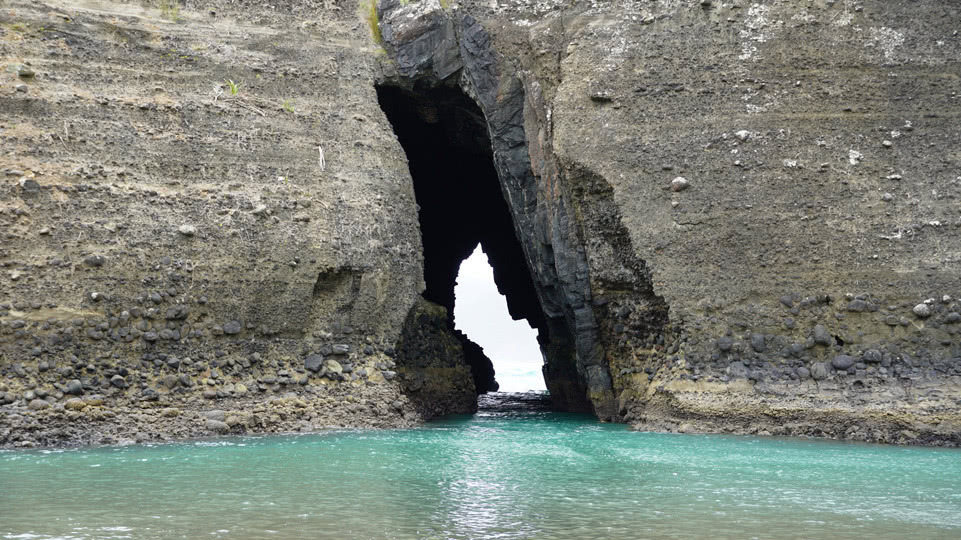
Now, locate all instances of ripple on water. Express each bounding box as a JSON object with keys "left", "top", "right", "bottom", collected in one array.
[{"left": 1, "top": 392, "right": 960, "bottom": 540}]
